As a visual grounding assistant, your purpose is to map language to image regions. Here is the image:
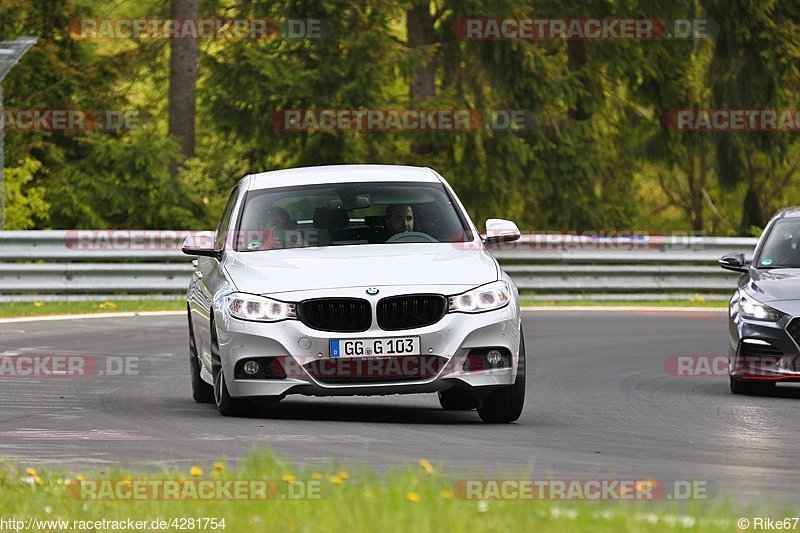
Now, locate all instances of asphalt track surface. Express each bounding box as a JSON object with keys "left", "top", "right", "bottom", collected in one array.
[{"left": 1, "top": 310, "right": 798, "bottom": 506}]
